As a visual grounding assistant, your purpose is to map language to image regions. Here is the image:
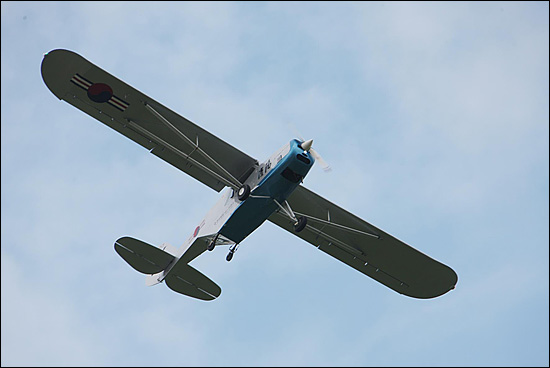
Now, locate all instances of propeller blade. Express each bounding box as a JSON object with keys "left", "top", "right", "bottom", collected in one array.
[
  {"left": 287, "top": 122, "right": 331, "bottom": 172},
  {"left": 310, "top": 148, "right": 332, "bottom": 172}
]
